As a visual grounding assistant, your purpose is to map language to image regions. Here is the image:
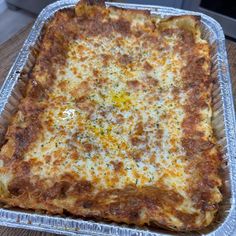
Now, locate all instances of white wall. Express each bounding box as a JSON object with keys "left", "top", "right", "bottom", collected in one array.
[{"left": 0, "top": 0, "right": 7, "bottom": 15}]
